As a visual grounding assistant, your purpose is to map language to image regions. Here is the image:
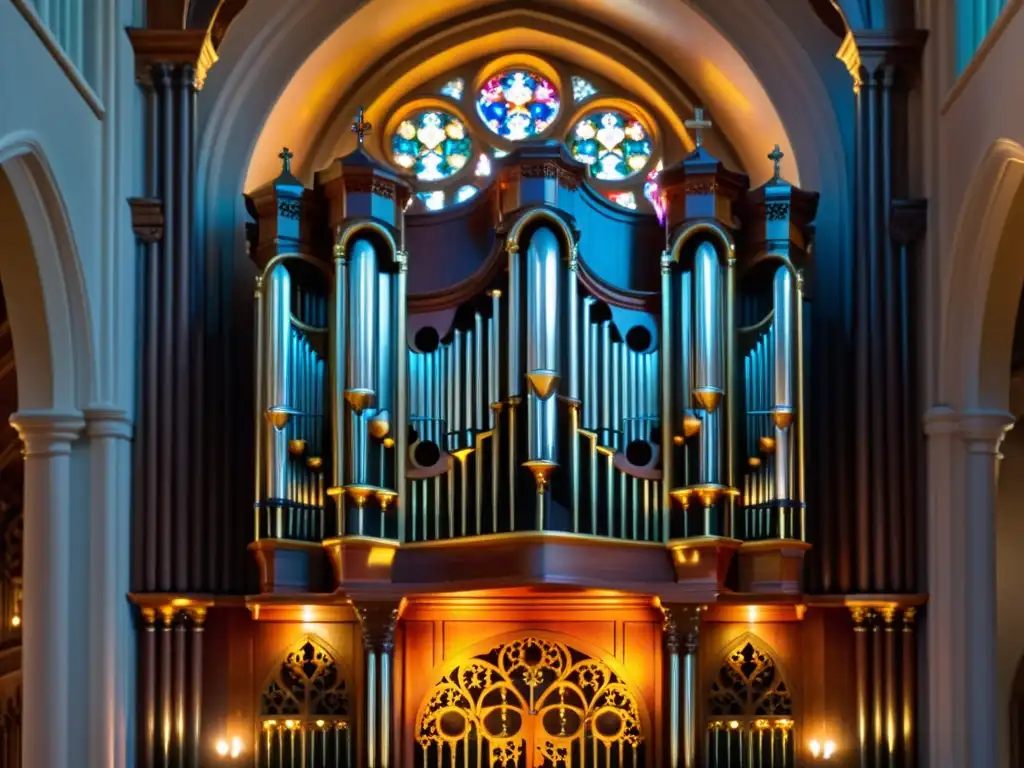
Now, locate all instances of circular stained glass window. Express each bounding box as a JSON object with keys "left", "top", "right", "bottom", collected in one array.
[
  {"left": 476, "top": 70, "right": 560, "bottom": 141},
  {"left": 569, "top": 111, "right": 652, "bottom": 181},
  {"left": 391, "top": 111, "right": 472, "bottom": 181}
]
